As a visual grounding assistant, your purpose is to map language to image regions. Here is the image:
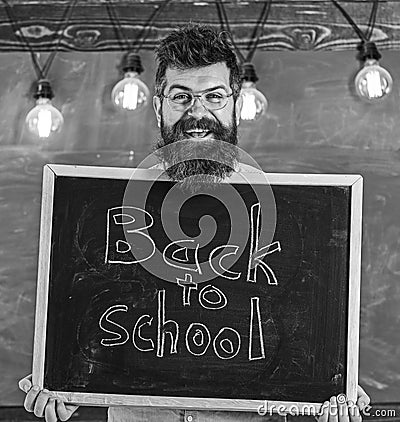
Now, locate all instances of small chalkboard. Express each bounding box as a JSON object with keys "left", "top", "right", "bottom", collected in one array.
[{"left": 32, "top": 164, "right": 362, "bottom": 414}]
